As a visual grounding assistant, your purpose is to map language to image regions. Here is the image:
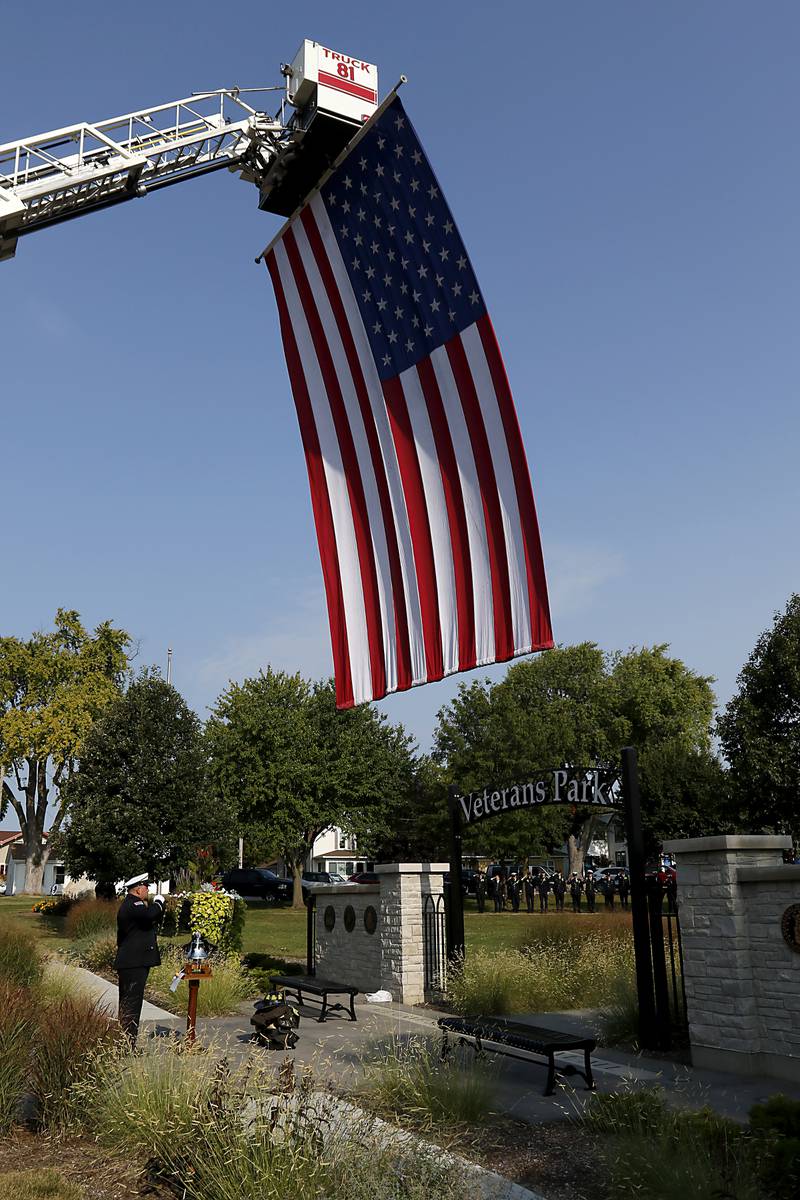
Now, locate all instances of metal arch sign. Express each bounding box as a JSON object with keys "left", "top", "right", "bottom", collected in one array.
[{"left": 454, "top": 766, "right": 622, "bottom": 827}]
